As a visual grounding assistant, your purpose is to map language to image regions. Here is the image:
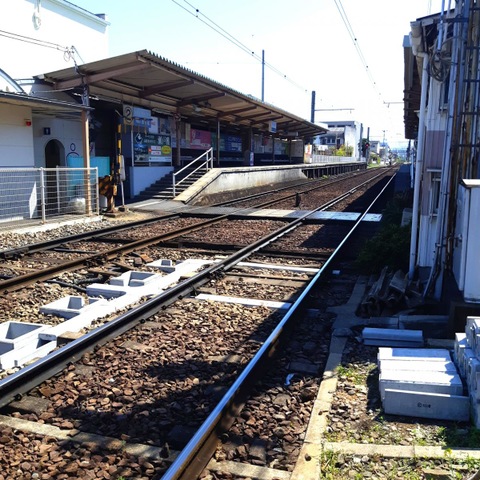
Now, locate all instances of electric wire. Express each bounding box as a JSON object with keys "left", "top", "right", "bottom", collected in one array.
[
  {"left": 0, "top": 29, "right": 68, "bottom": 51},
  {"left": 171, "top": 0, "right": 309, "bottom": 94},
  {"left": 332, "top": 0, "right": 383, "bottom": 103},
  {"left": 0, "top": 29, "right": 83, "bottom": 66}
]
